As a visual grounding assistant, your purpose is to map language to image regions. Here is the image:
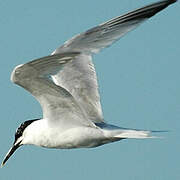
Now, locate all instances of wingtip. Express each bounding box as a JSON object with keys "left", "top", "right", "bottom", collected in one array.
[
  {"left": 151, "top": 130, "right": 170, "bottom": 133},
  {"left": 151, "top": 0, "right": 178, "bottom": 14},
  {"left": 162, "top": 0, "right": 178, "bottom": 6},
  {"left": 170, "top": 0, "right": 178, "bottom": 3}
]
